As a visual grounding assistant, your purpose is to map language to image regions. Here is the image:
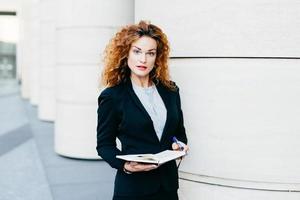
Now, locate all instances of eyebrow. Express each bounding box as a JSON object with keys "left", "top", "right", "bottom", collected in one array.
[{"left": 132, "top": 46, "right": 156, "bottom": 51}]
